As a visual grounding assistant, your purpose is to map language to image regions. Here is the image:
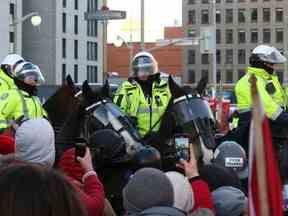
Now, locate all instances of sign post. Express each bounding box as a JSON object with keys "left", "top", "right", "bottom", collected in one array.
[{"left": 84, "top": 6, "right": 126, "bottom": 82}]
